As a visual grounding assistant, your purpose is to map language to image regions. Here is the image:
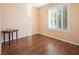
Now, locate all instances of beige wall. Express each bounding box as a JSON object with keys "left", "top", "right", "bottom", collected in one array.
[
  {"left": 0, "top": 5, "right": 1, "bottom": 41},
  {"left": 32, "top": 8, "right": 39, "bottom": 34},
  {"left": 0, "top": 3, "right": 79, "bottom": 45},
  {"left": 0, "top": 4, "right": 39, "bottom": 54},
  {"left": 0, "top": 5, "right": 1, "bottom": 55},
  {"left": 1, "top": 4, "right": 39, "bottom": 41},
  {"left": 39, "top": 3, "right": 79, "bottom": 44}
]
